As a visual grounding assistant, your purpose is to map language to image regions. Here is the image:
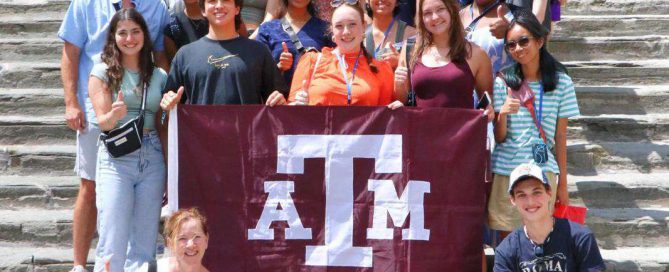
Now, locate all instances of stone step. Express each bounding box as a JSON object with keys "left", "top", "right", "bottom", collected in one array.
[
  {"left": 568, "top": 114, "right": 669, "bottom": 142},
  {"left": 588, "top": 208, "right": 669, "bottom": 250},
  {"left": 565, "top": 59, "right": 669, "bottom": 85},
  {"left": 0, "top": 175, "right": 78, "bottom": 209},
  {"left": 0, "top": 0, "right": 70, "bottom": 15},
  {"left": 0, "top": 145, "right": 75, "bottom": 176},
  {"left": 0, "top": 37, "right": 62, "bottom": 62},
  {"left": 0, "top": 242, "right": 93, "bottom": 272},
  {"left": 0, "top": 62, "right": 62, "bottom": 89},
  {"left": 0, "top": 12, "right": 62, "bottom": 37},
  {"left": 0, "top": 88, "right": 64, "bottom": 116},
  {"left": 555, "top": 15, "right": 669, "bottom": 38},
  {"left": 567, "top": 141, "right": 669, "bottom": 174},
  {"left": 0, "top": 115, "right": 74, "bottom": 145},
  {"left": 551, "top": 35, "right": 669, "bottom": 62},
  {"left": 568, "top": 172, "right": 669, "bottom": 209},
  {"left": 565, "top": 0, "right": 669, "bottom": 15},
  {"left": 0, "top": 209, "right": 72, "bottom": 246},
  {"left": 600, "top": 247, "right": 669, "bottom": 272},
  {"left": 575, "top": 85, "right": 669, "bottom": 115}
]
